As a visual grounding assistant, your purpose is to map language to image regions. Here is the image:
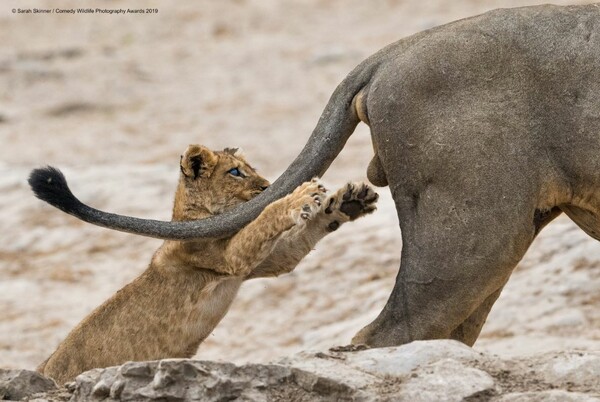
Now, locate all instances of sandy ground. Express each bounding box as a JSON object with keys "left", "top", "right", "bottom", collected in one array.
[{"left": 1, "top": 0, "right": 598, "bottom": 371}]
